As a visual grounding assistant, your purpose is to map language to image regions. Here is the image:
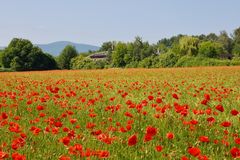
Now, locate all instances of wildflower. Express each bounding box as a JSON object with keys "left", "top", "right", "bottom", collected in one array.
[{"left": 128, "top": 134, "right": 137, "bottom": 146}]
